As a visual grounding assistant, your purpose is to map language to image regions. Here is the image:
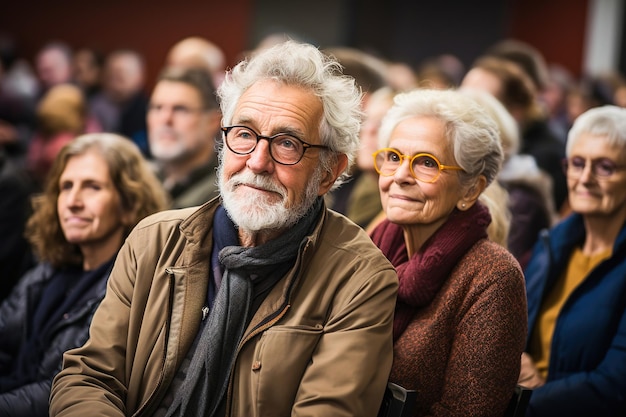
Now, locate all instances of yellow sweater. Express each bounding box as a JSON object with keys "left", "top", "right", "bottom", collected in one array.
[{"left": 529, "top": 246, "right": 612, "bottom": 378}]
